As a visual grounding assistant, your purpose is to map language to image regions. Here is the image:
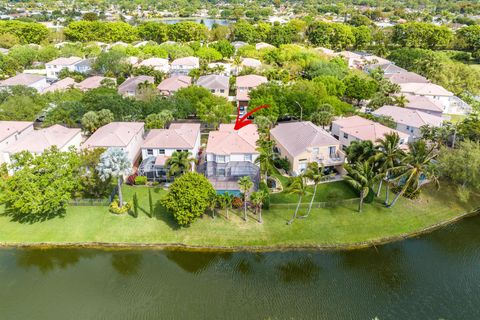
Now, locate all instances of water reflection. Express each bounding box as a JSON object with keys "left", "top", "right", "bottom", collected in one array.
[
  {"left": 111, "top": 252, "right": 143, "bottom": 276},
  {"left": 15, "top": 248, "right": 96, "bottom": 273},
  {"left": 165, "top": 250, "right": 232, "bottom": 274},
  {"left": 276, "top": 256, "right": 320, "bottom": 283}
]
